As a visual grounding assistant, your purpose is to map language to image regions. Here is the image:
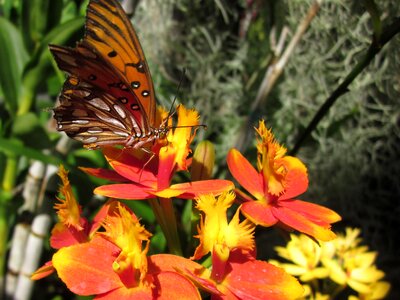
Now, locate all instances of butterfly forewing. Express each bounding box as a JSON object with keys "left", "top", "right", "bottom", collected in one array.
[
  {"left": 85, "top": 0, "right": 156, "bottom": 126},
  {"left": 50, "top": 0, "right": 158, "bottom": 148}
]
